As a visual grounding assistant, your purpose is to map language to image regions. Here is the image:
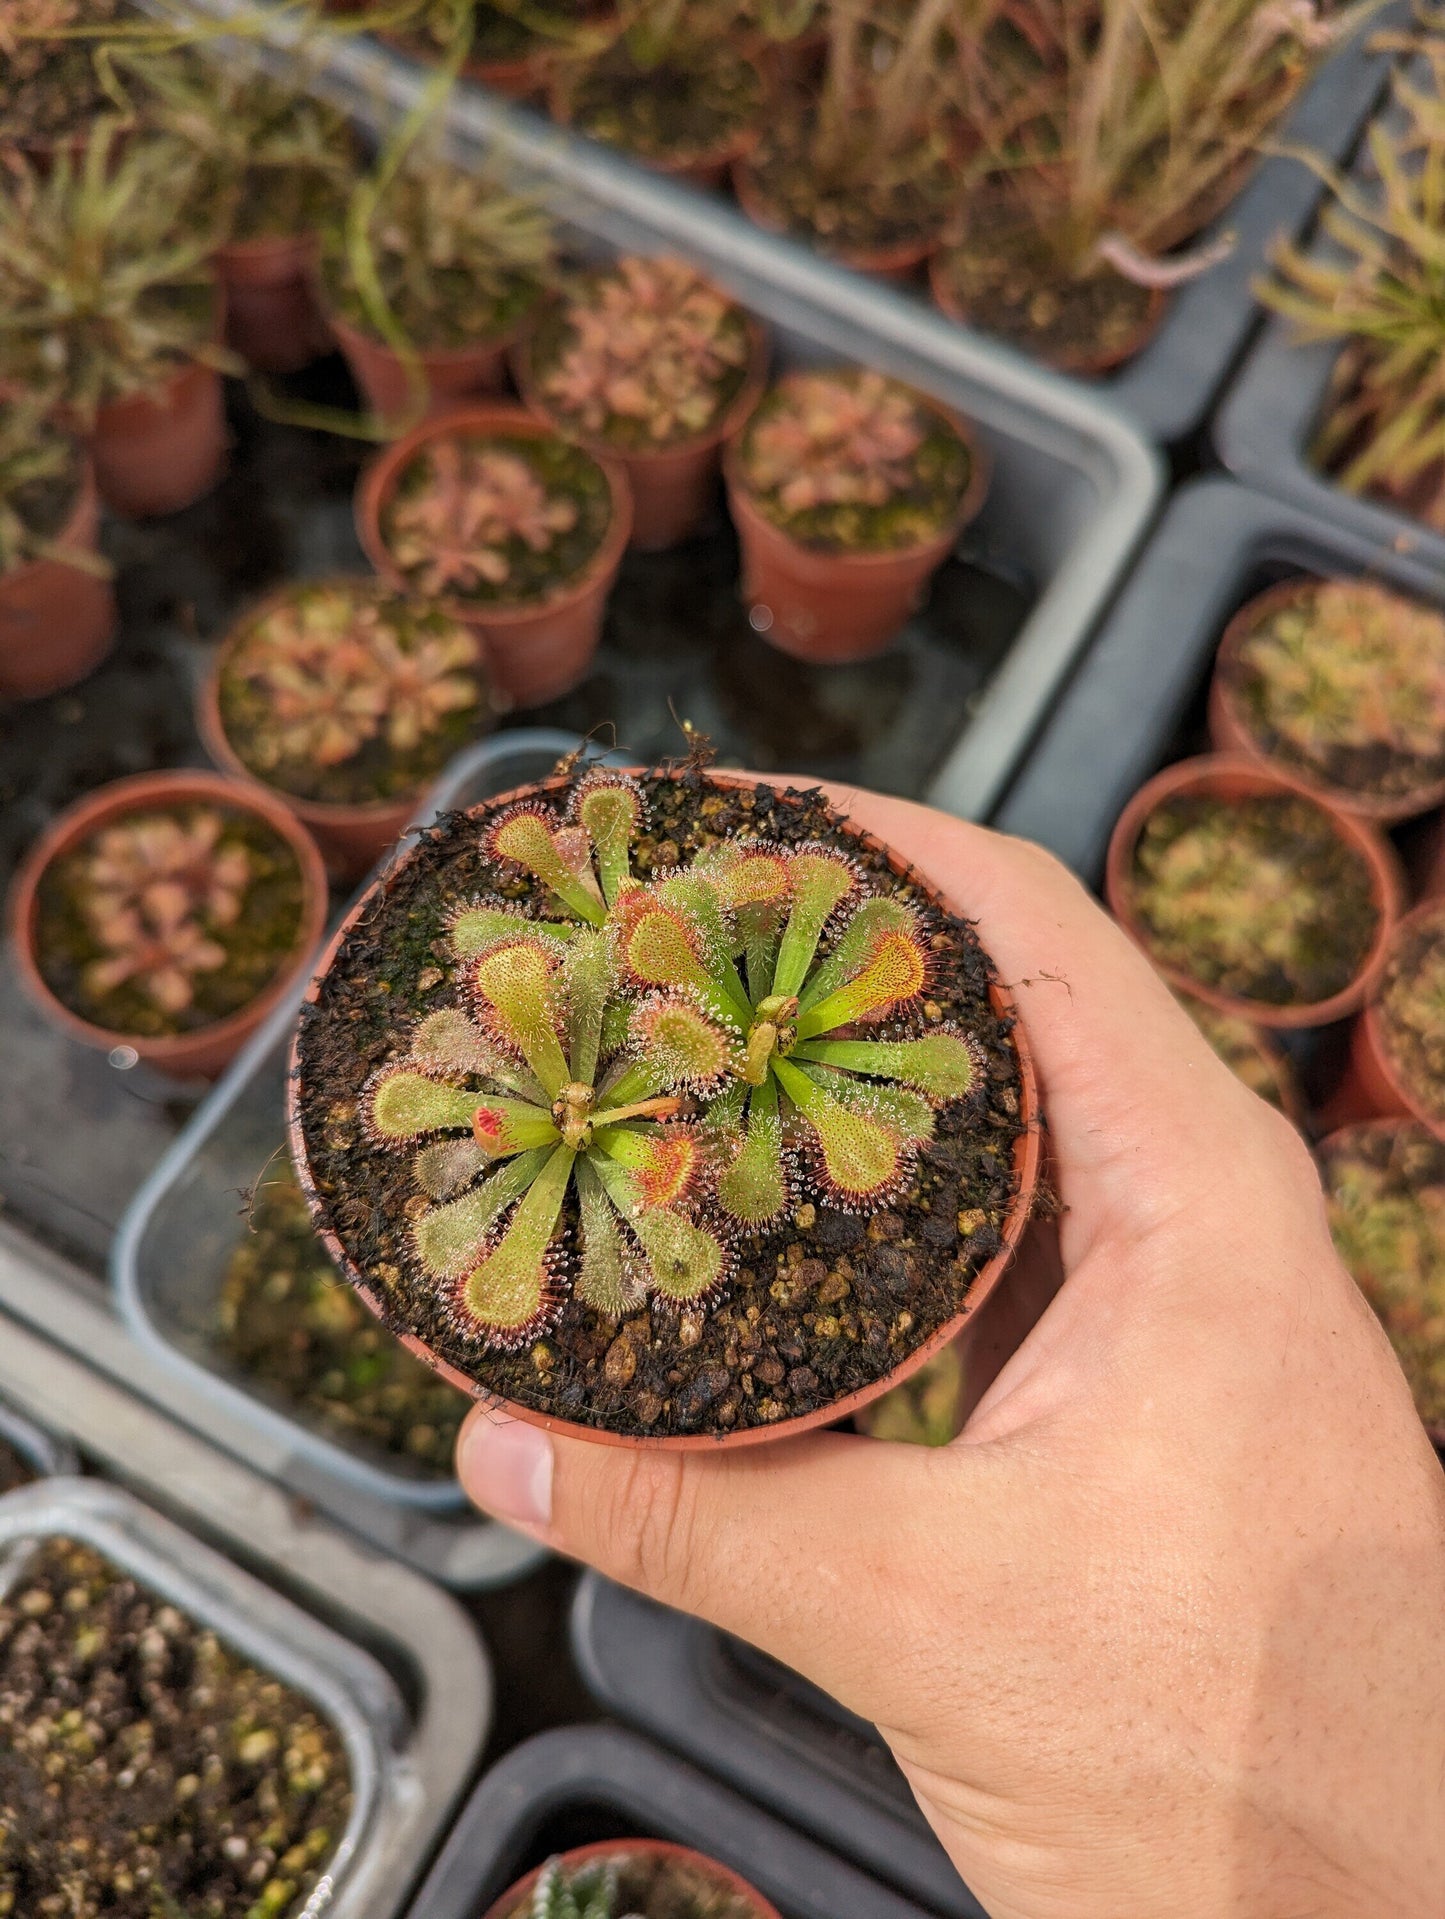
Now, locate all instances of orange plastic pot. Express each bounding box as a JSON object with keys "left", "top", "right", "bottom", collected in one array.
[
  {"left": 515, "top": 315, "right": 769, "bottom": 552},
  {"left": 479, "top": 1841, "right": 781, "bottom": 1919},
  {"left": 0, "top": 460, "right": 117, "bottom": 699},
  {"left": 722, "top": 407, "right": 990, "bottom": 665},
  {"left": 328, "top": 308, "right": 517, "bottom": 432},
  {"left": 90, "top": 350, "right": 228, "bottom": 520},
  {"left": 1325, "top": 899, "right": 1445, "bottom": 1140},
  {"left": 1105, "top": 754, "right": 1405, "bottom": 1030},
  {"left": 196, "top": 580, "right": 488, "bottom": 884},
  {"left": 1207, "top": 579, "right": 1445, "bottom": 825},
  {"left": 286, "top": 767, "right": 1042, "bottom": 1452},
  {"left": 732, "top": 156, "right": 942, "bottom": 284},
  {"left": 355, "top": 403, "right": 632, "bottom": 708},
  {"left": 927, "top": 246, "right": 1167, "bottom": 375},
  {"left": 215, "top": 232, "right": 330, "bottom": 375},
  {"left": 9, "top": 768, "right": 328, "bottom": 1081}
]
